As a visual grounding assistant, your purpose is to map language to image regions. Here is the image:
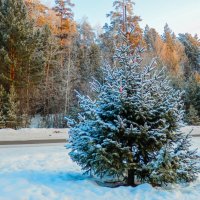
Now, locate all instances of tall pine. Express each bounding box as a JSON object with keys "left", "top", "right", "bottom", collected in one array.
[
  {"left": 0, "top": 0, "right": 50, "bottom": 124},
  {"left": 0, "top": 85, "right": 7, "bottom": 128},
  {"left": 7, "top": 84, "right": 19, "bottom": 128},
  {"left": 100, "top": 0, "right": 143, "bottom": 65},
  {"left": 179, "top": 33, "right": 200, "bottom": 75},
  {"left": 0, "top": 0, "right": 41, "bottom": 87}
]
